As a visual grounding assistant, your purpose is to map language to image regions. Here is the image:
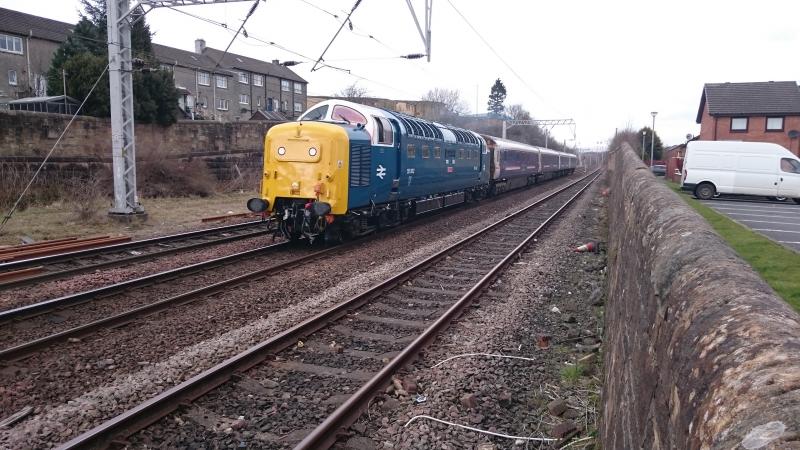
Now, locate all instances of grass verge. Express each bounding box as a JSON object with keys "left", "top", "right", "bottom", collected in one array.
[{"left": 666, "top": 181, "right": 800, "bottom": 312}]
